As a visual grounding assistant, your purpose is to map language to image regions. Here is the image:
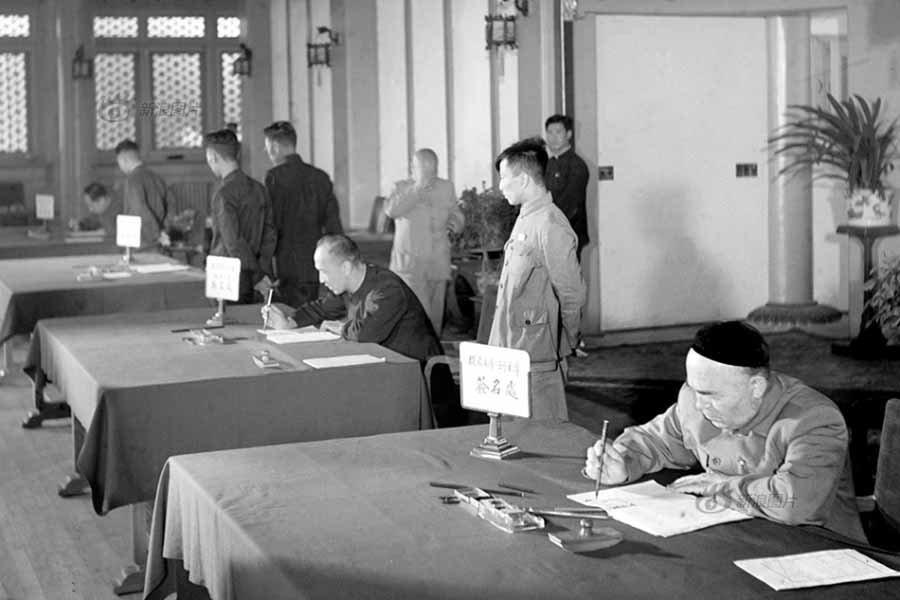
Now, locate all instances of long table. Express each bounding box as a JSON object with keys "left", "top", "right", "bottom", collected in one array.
[
  {"left": 3, "top": 252, "right": 209, "bottom": 427},
  {"left": 23, "top": 305, "right": 431, "bottom": 593},
  {"left": 143, "top": 421, "right": 900, "bottom": 600},
  {"left": 0, "top": 226, "right": 117, "bottom": 259}
]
